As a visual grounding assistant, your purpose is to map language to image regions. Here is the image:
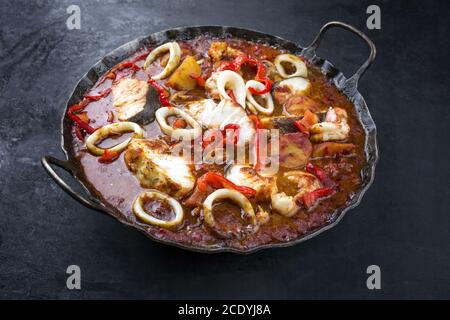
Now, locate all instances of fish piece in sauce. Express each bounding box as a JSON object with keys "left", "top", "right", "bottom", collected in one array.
[
  {"left": 184, "top": 99, "right": 255, "bottom": 145},
  {"left": 112, "top": 78, "right": 159, "bottom": 124},
  {"left": 124, "top": 139, "right": 195, "bottom": 198}
]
